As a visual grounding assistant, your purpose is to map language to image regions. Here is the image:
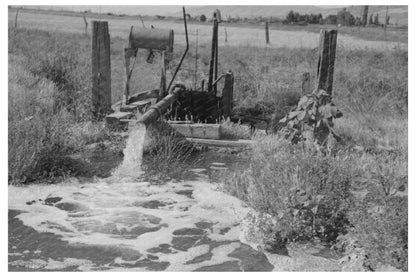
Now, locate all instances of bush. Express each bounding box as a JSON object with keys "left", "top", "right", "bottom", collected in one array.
[
  {"left": 346, "top": 196, "right": 407, "bottom": 271},
  {"left": 225, "top": 135, "right": 355, "bottom": 244},
  {"left": 337, "top": 151, "right": 408, "bottom": 271}
]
